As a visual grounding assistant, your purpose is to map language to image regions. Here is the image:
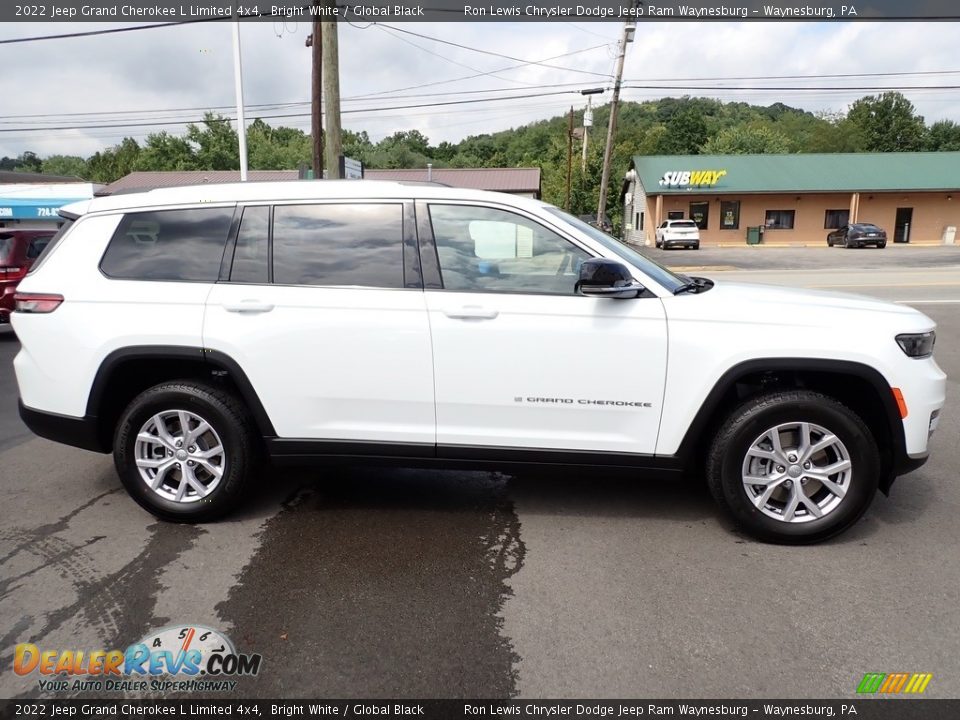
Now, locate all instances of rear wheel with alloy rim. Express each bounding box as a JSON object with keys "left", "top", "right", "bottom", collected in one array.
[
  {"left": 114, "top": 381, "right": 258, "bottom": 522},
  {"left": 706, "top": 390, "right": 879, "bottom": 543}
]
